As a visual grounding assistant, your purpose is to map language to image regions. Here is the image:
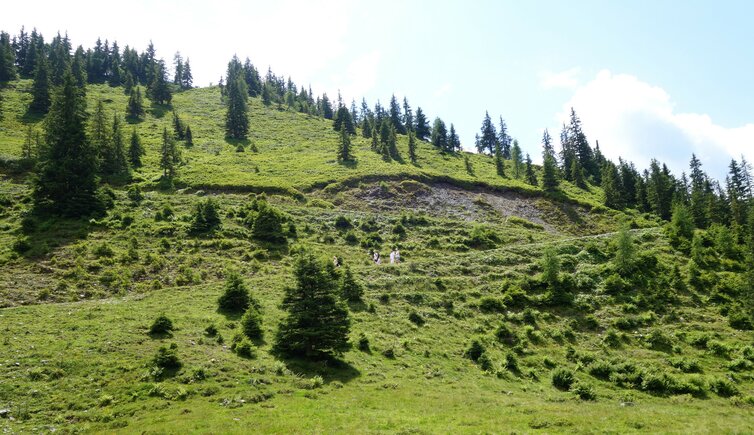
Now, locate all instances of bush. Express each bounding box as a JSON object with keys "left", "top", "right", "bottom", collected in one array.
[
  {"left": 189, "top": 198, "right": 222, "bottom": 234},
  {"left": 217, "top": 272, "right": 250, "bottom": 312},
  {"left": 408, "top": 310, "right": 425, "bottom": 326},
  {"left": 465, "top": 339, "right": 486, "bottom": 362},
  {"left": 478, "top": 296, "right": 506, "bottom": 313},
  {"left": 232, "top": 336, "right": 256, "bottom": 358},
  {"left": 334, "top": 215, "right": 352, "bottom": 230},
  {"left": 93, "top": 242, "right": 115, "bottom": 258},
  {"left": 588, "top": 360, "right": 614, "bottom": 380},
  {"left": 710, "top": 378, "right": 739, "bottom": 397},
  {"left": 340, "top": 266, "right": 364, "bottom": 302},
  {"left": 552, "top": 368, "right": 575, "bottom": 391},
  {"left": 668, "top": 357, "right": 702, "bottom": 373},
  {"left": 149, "top": 314, "right": 174, "bottom": 334},
  {"left": 153, "top": 344, "right": 181, "bottom": 369},
  {"left": 357, "top": 333, "right": 370, "bottom": 352},
  {"left": 603, "top": 273, "right": 628, "bottom": 295},
  {"left": 127, "top": 185, "right": 144, "bottom": 203},
  {"left": 205, "top": 324, "right": 218, "bottom": 337},
  {"left": 495, "top": 324, "right": 519, "bottom": 346},
  {"left": 241, "top": 307, "right": 263, "bottom": 340},
  {"left": 572, "top": 382, "right": 597, "bottom": 400},
  {"left": 504, "top": 352, "right": 519, "bottom": 372},
  {"left": 728, "top": 309, "right": 754, "bottom": 330}
]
